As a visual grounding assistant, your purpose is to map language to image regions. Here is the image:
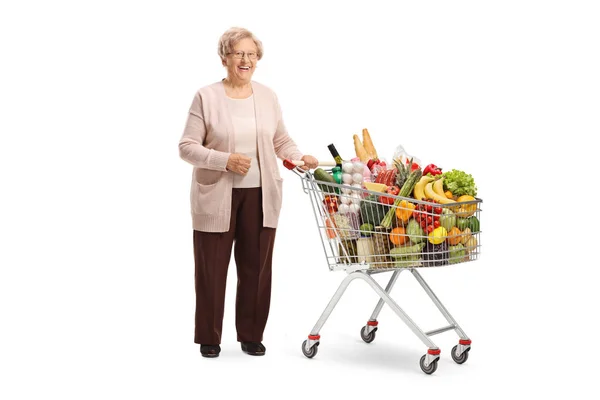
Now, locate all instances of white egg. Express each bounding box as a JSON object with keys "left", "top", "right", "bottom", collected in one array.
[
  {"left": 340, "top": 195, "right": 352, "bottom": 205},
  {"left": 352, "top": 173, "right": 363, "bottom": 184},
  {"left": 338, "top": 204, "right": 350, "bottom": 214},
  {"left": 342, "top": 162, "right": 354, "bottom": 173},
  {"left": 352, "top": 162, "right": 364, "bottom": 173},
  {"left": 351, "top": 188, "right": 364, "bottom": 199},
  {"left": 341, "top": 187, "right": 352, "bottom": 195},
  {"left": 351, "top": 193, "right": 362, "bottom": 201},
  {"left": 342, "top": 173, "right": 353, "bottom": 184},
  {"left": 348, "top": 203, "right": 361, "bottom": 214}
]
